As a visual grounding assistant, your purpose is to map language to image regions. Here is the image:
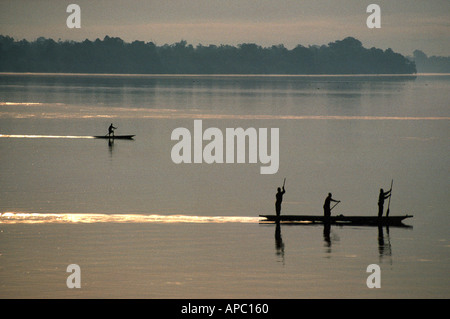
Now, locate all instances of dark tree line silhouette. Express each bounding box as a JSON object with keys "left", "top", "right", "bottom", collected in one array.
[
  {"left": 0, "top": 35, "right": 416, "bottom": 74},
  {"left": 412, "top": 50, "right": 450, "bottom": 73}
]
